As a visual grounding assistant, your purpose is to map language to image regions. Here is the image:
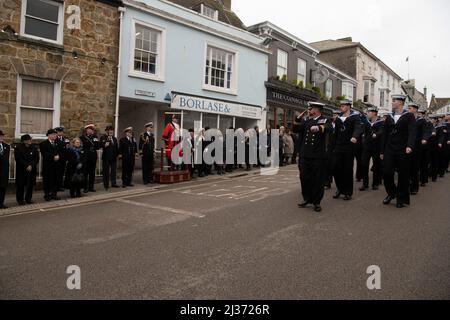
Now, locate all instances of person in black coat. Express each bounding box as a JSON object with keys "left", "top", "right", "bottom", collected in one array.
[
  {"left": 408, "top": 105, "right": 432, "bottom": 194},
  {"left": 359, "top": 107, "right": 384, "bottom": 191},
  {"left": 0, "top": 130, "right": 10, "bottom": 209},
  {"left": 80, "top": 124, "right": 101, "bottom": 193},
  {"left": 332, "top": 99, "right": 363, "bottom": 201},
  {"left": 294, "top": 102, "right": 333, "bottom": 212},
  {"left": 100, "top": 126, "right": 119, "bottom": 190},
  {"left": 14, "top": 134, "right": 39, "bottom": 205},
  {"left": 139, "top": 122, "right": 155, "bottom": 184},
  {"left": 39, "top": 129, "right": 61, "bottom": 201},
  {"left": 66, "top": 138, "right": 87, "bottom": 198},
  {"left": 119, "top": 127, "right": 138, "bottom": 187},
  {"left": 55, "top": 127, "right": 69, "bottom": 191},
  {"left": 380, "top": 94, "right": 417, "bottom": 208}
]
